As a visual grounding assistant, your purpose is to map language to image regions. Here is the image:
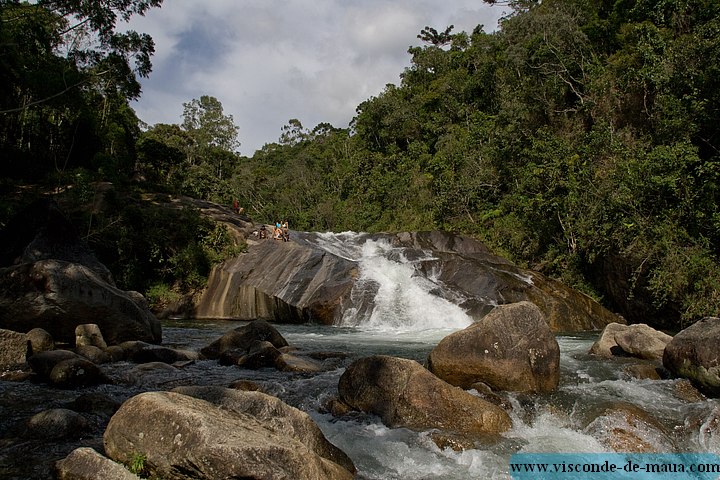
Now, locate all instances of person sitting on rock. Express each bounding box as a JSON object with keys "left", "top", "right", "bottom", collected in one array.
[{"left": 281, "top": 220, "right": 289, "bottom": 242}]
